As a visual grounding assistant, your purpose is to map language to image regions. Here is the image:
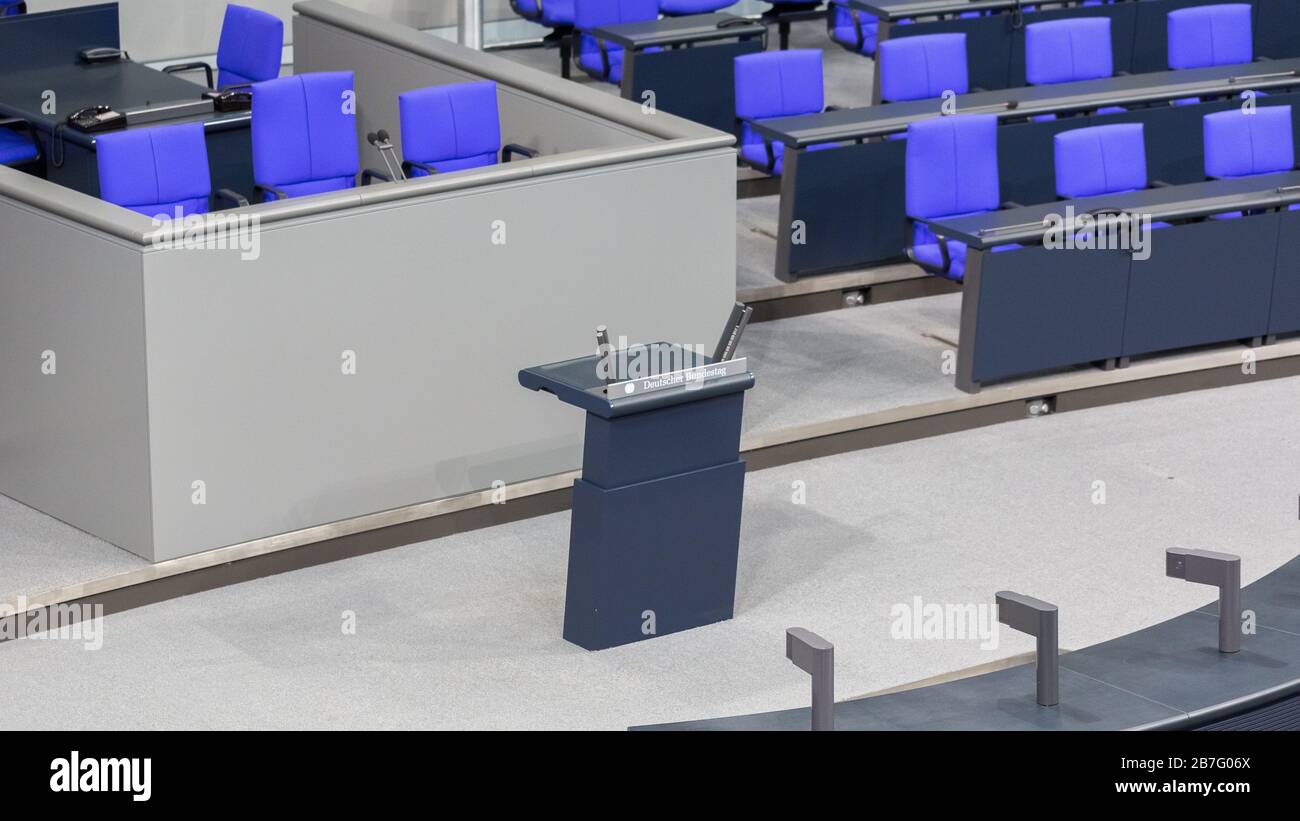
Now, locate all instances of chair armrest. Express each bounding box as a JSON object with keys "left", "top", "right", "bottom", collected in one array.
[
  {"left": 163, "top": 61, "right": 214, "bottom": 89},
  {"left": 212, "top": 188, "right": 249, "bottom": 209},
  {"left": 402, "top": 160, "right": 438, "bottom": 177},
  {"left": 254, "top": 183, "right": 288, "bottom": 201},
  {"left": 361, "top": 168, "right": 392, "bottom": 186},
  {"left": 597, "top": 38, "right": 612, "bottom": 79},
  {"left": 501, "top": 143, "right": 537, "bottom": 162}
]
